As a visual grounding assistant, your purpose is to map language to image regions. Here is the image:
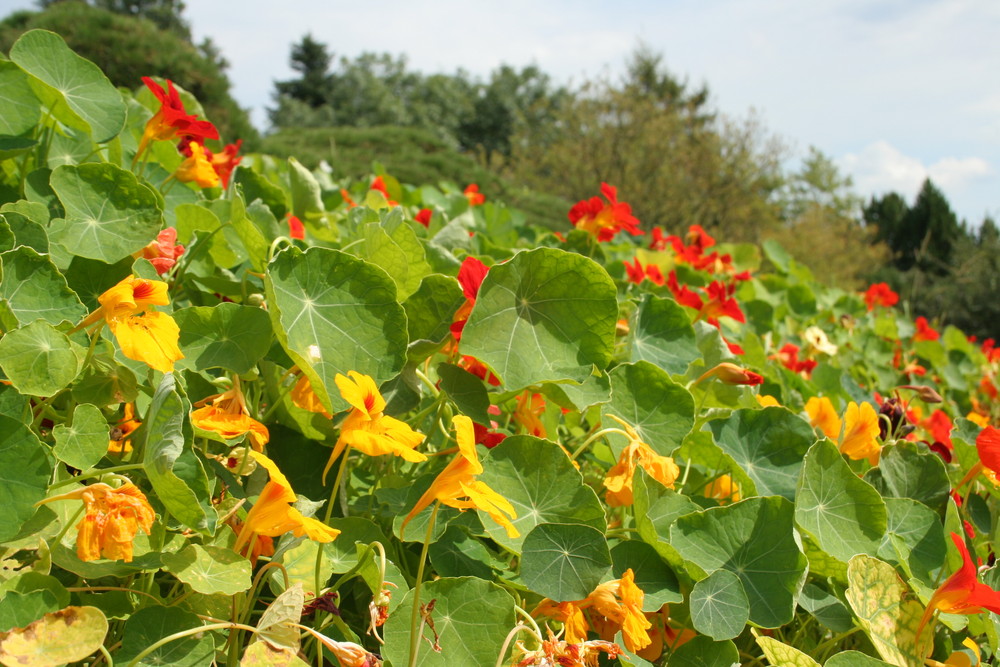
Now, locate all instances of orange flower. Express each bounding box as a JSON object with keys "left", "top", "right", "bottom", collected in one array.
[
  {"left": 463, "top": 184, "right": 485, "bottom": 206},
  {"left": 136, "top": 77, "right": 218, "bottom": 161},
  {"left": 191, "top": 379, "right": 269, "bottom": 451},
  {"left": 704, "top": 474, "right": 741, "bottom": 504},
  {"left": 175, "top": 142, "right": 220, "bottom": 188},
  {"left": 839, "top": 402, "right": 881, "bottom": 465},
  {"left": 568, "top": 183, "right": 642, "bottom": 242},
  {"left": 137, "top": 227, "right": 185, "bottom": 275},
  {"left": 108, "top": 403, "right": 142, "bottom": 454},
  {"left": 401, "top": 415, "right": 518, "bottom": 539},
  {"left": 533, "top": 569, "right": 652, "bottom": 653},
  {"left": 233, "top": 451, "right": 340, "bottom": 563},
  {"left": 603, "top": 415, "right": 680, "bottom": 507},
  {"left": 864, "top": 282, "right": 899, "bottom": 310},
  {"left": 696, "top": 362, "right": 763, "bottom": 386},
  {"left": 78, "top": 275, "right": 182, "bottom": 373},
  {"left": 513, "top": 391, "right": 547, "bottom": 438},
  {"left": 323, "top": 371, "right": 426, "bottom": 482},
  {"left": 290, "top": 371, "right": 331, "bottom": 418},
  {"left": 804, "top": 396, "right": 842, "bottom": 441},
  {"left": 210, "top": 140, "right": 242, "bottom": 187},
  {"left": 38, "top": 482, "right": 155, "bottom": 562},
  {"left": 916, "top": 532, "right": 1000, "bottom": 642}
]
